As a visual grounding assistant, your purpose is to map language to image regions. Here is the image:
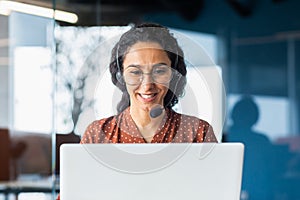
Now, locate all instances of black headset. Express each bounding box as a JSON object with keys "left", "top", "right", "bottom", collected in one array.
[{"left": 115, "top": 43, "right": 125, "bottom": 85}]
